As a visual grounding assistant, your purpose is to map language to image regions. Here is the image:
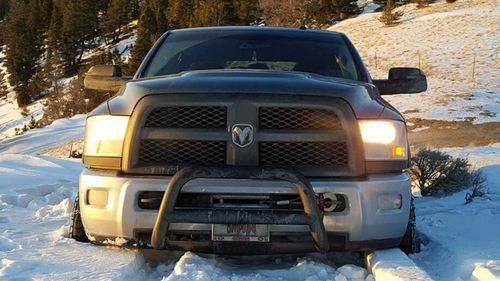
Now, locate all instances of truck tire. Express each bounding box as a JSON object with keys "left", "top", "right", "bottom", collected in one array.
[
  {"left": 70, "top": 193, "right": 89, "bottom": 242},
  {"left": 399, "top": 197, "right": 420, "bottom": 254}
]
